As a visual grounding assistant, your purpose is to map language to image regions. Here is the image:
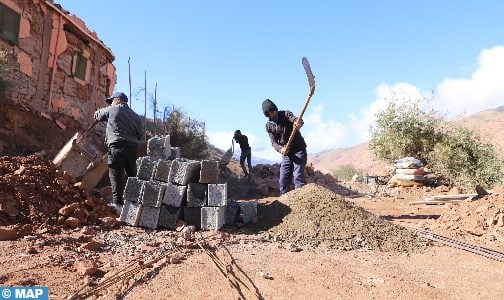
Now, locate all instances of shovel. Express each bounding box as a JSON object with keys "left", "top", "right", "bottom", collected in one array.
[{"left": 284, "top": 57, "right": 316, "bottom": 155}]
